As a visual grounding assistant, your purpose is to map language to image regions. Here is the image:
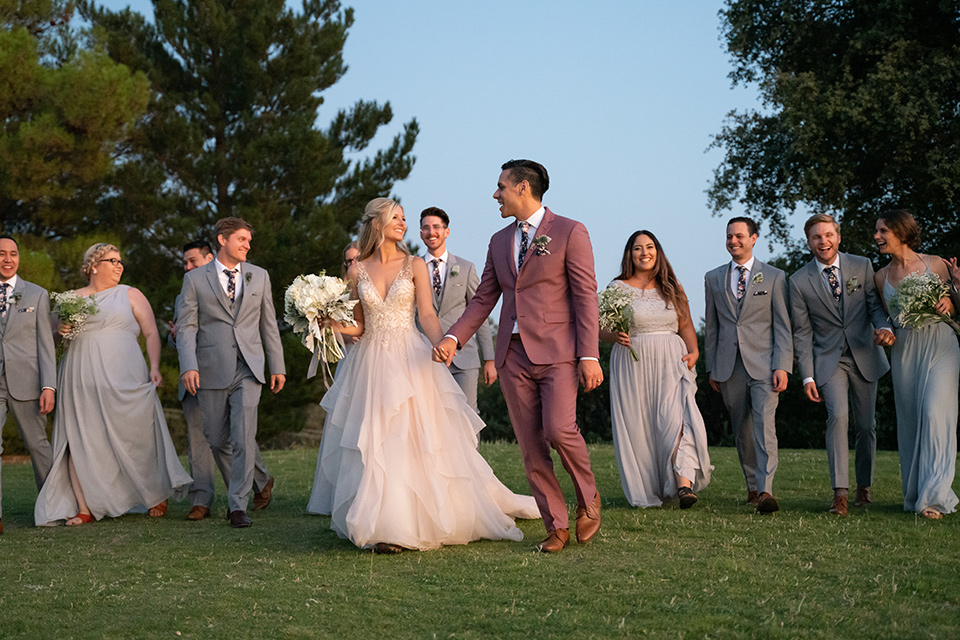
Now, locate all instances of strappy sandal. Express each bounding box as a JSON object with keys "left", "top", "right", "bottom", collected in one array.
[
  {"left": 149, "top": 500, "right": 168, "bottom": 518},
  {"left": 66, "top": 512, "right": 94, "bottom": 526},
  {"left": 678, "top": 486, "right": 698, "bottom": 509},
  {"left": 921, "top": 508, "right": 942, "bottom": 520}
]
